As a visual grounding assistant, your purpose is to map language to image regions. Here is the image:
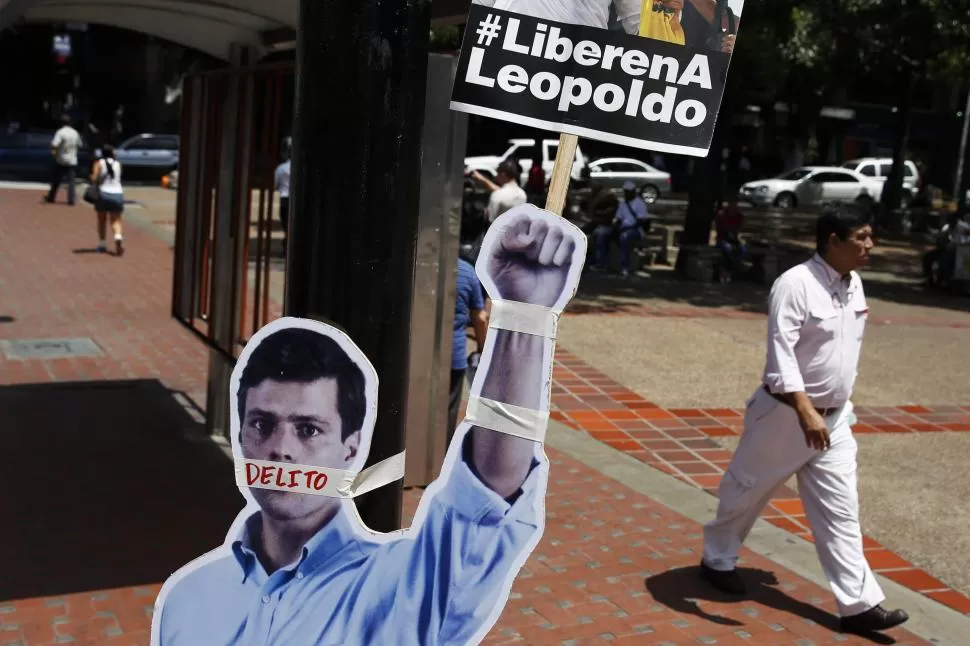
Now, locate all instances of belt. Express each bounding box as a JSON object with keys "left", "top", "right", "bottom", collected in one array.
[{"left": 763, "top": 385, "right": 838, "bottom": 418}]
